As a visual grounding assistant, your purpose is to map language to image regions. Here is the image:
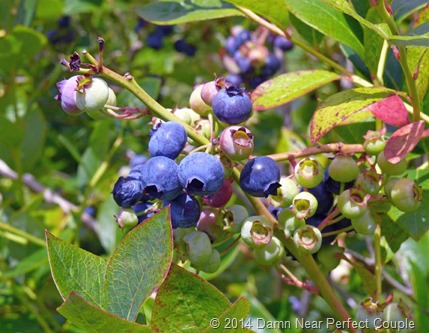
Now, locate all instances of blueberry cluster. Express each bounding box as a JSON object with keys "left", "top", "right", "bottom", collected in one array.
[
  {"left": 222, "top": 27, "right": 293, "bottom": 88},
  {"left": 46, "top": 16, "right": 75, "bottom": 46},
  {"left": 135, "top": 19, "right": 196, "bottom": 56}
]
